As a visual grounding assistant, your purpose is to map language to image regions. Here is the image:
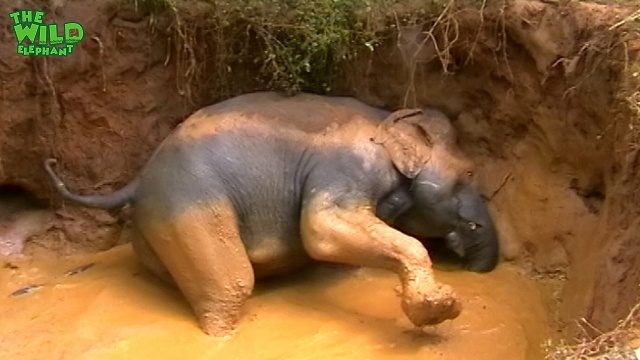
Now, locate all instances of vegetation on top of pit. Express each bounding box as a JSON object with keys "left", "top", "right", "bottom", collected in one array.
[
  {"left": 136, "top": 0, "right": 488, "bottom": 100},
  {"left": 136, "top": 0, "right": 639, "bottom": 152}
]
